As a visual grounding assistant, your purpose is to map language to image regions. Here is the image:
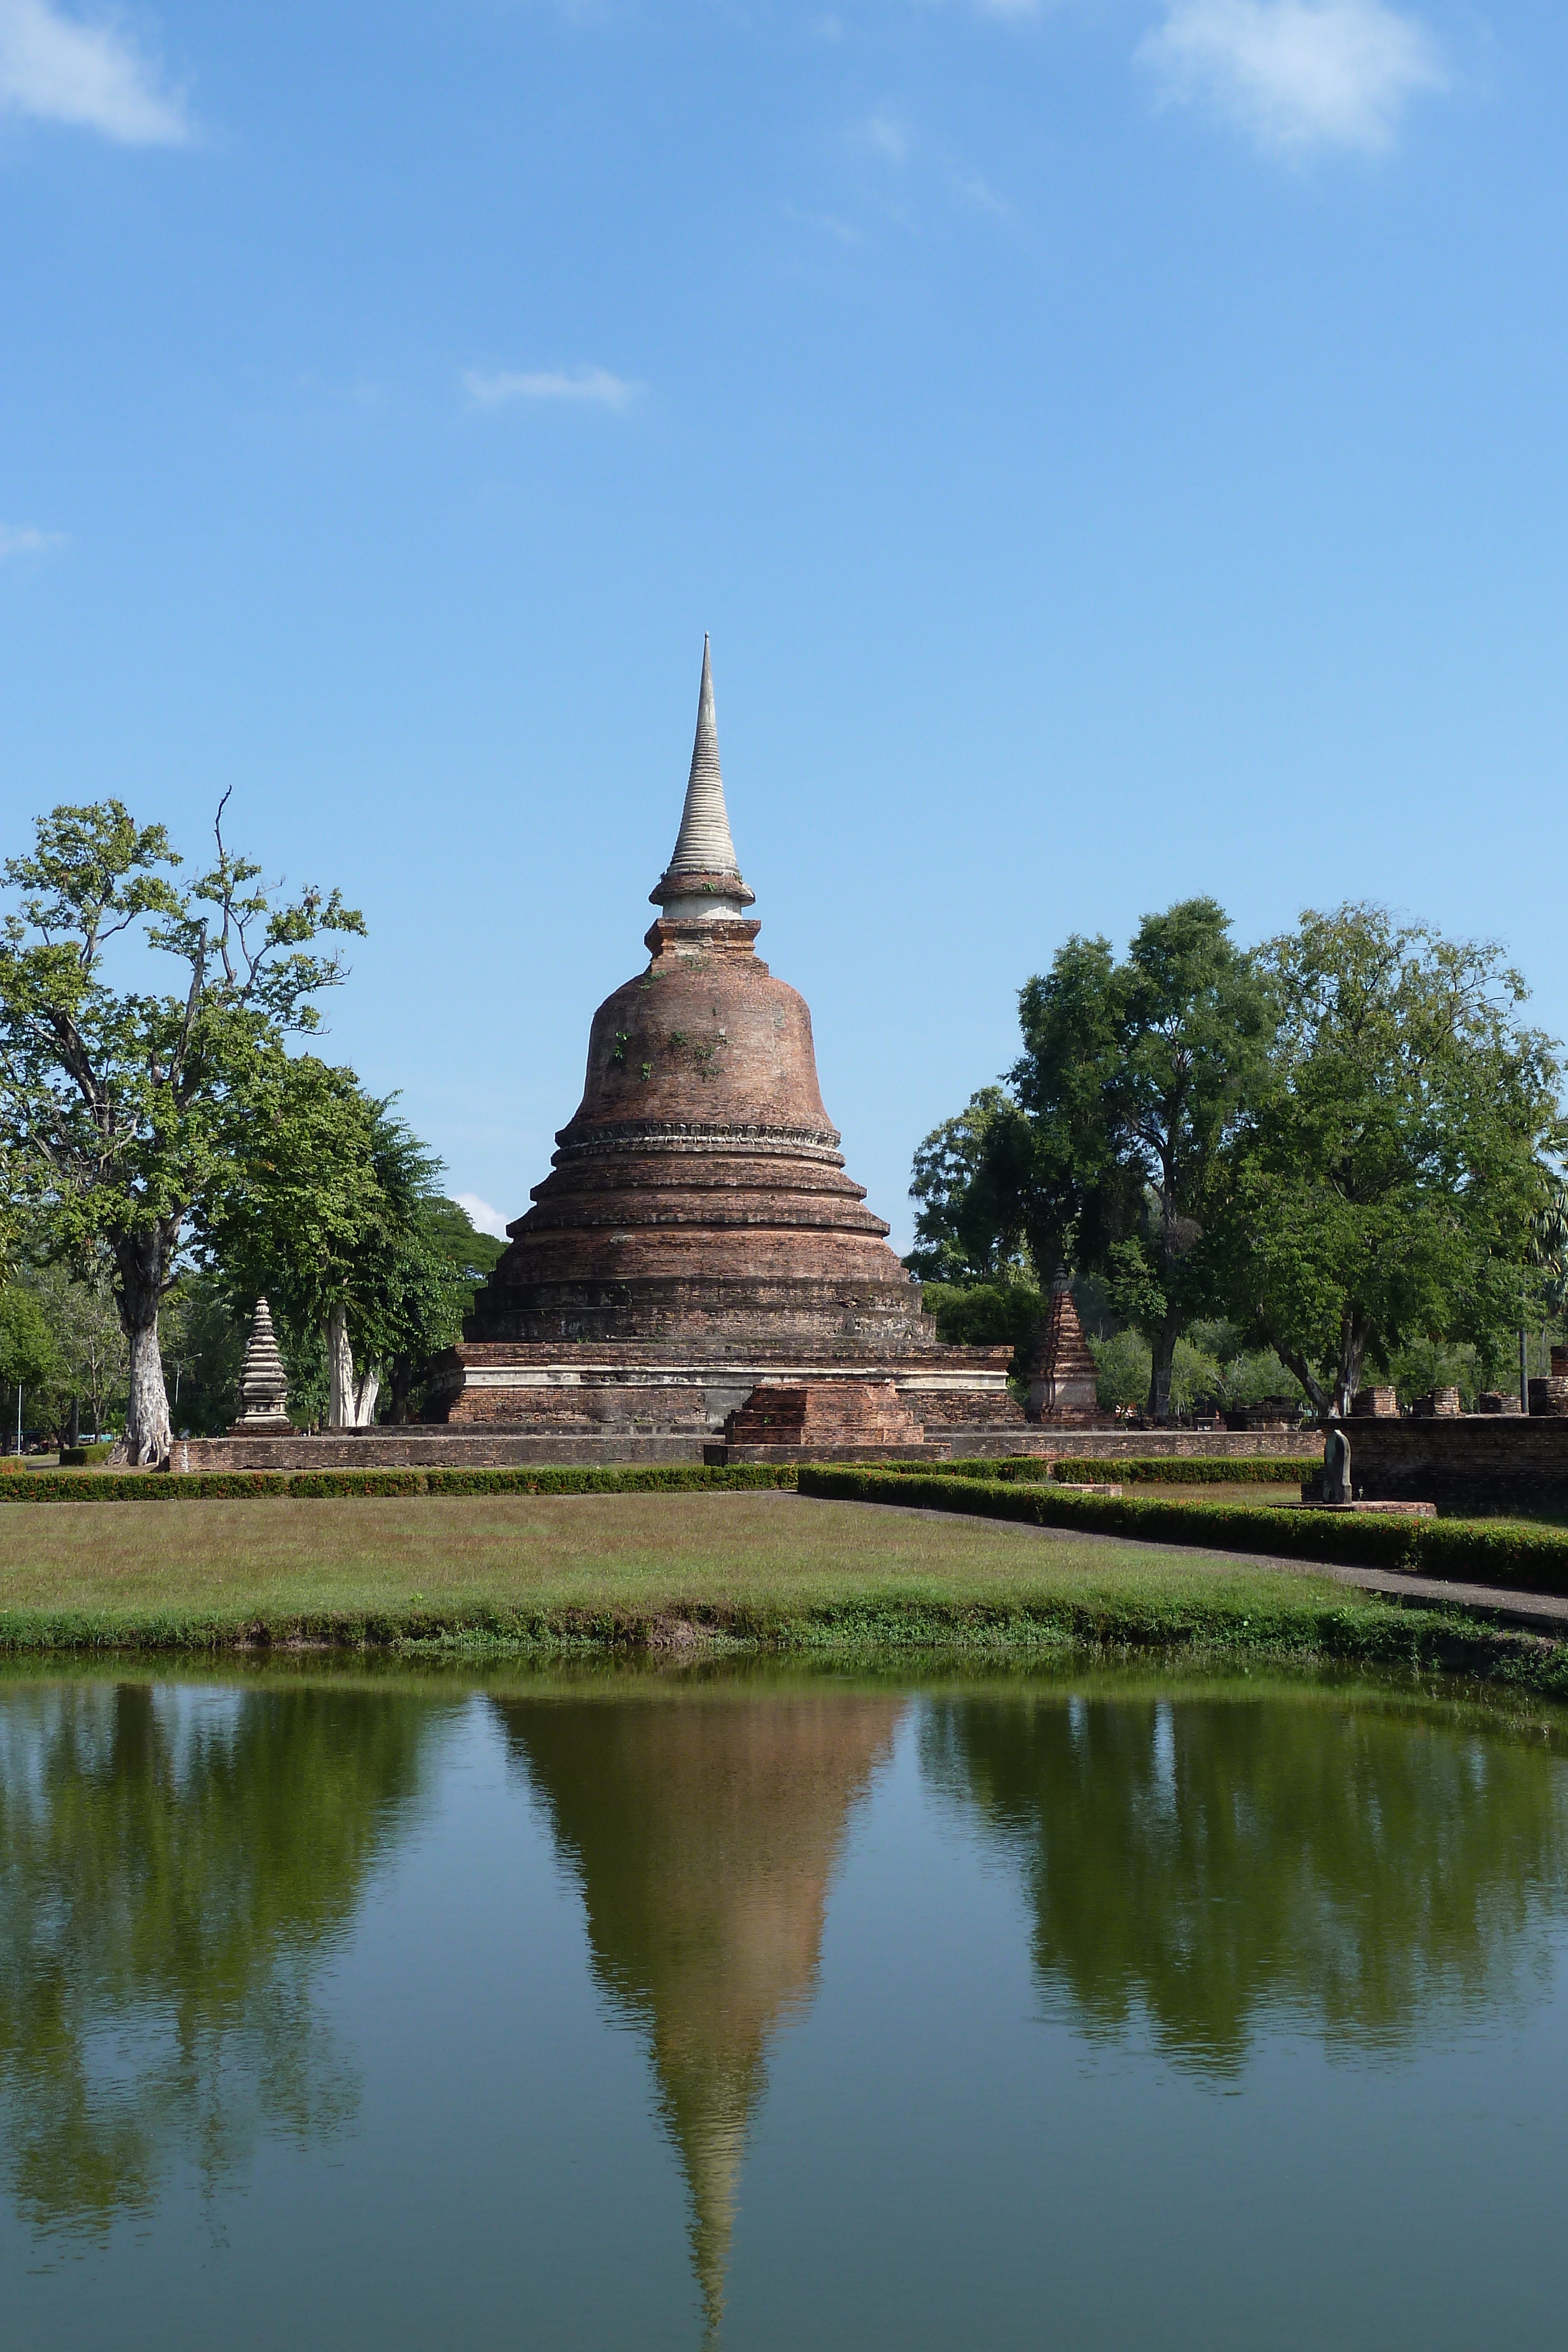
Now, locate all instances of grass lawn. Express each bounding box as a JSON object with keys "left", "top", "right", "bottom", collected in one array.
[{"left": 0, "top": 1488, "right": 1559, "bottom": 1693}]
